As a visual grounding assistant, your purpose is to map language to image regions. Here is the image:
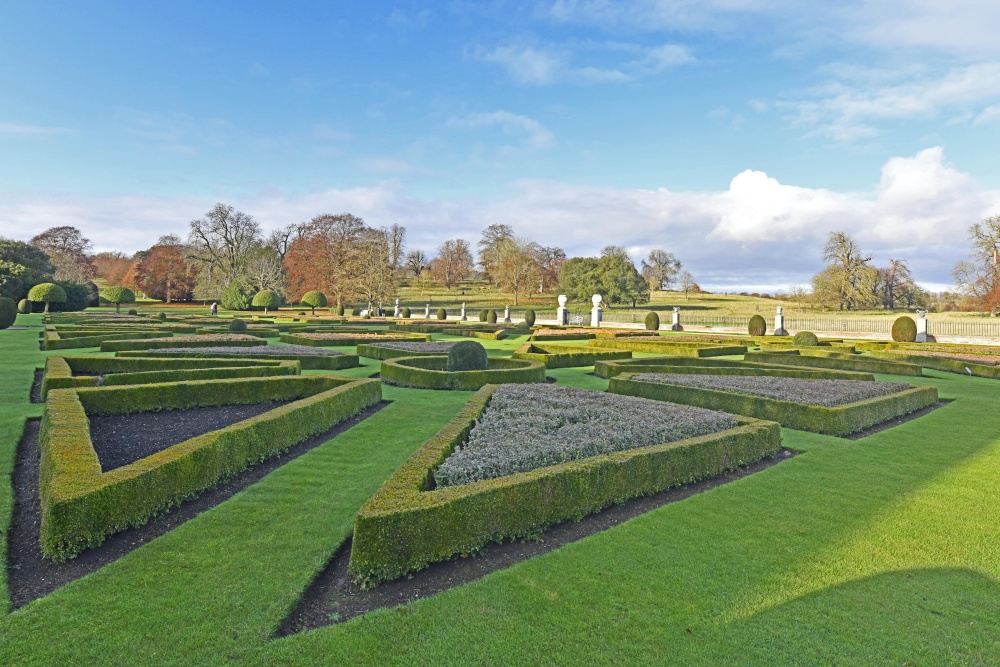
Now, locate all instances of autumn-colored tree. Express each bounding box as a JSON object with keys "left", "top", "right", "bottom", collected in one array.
[
  {"left": 30, "top": 226, "right": 97, "bottom": 283},
  {"left": 92, "top": 251, "right": 134, "bottom": 287},
  {"left": 132, "top": 236, "right": 198, "bottom": 302},
  {"left": 431, "top": 239, "right": 474, "bottom": 289},
  {"left": 283, "top": 213, "right": 366, "bottom": 306}
]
